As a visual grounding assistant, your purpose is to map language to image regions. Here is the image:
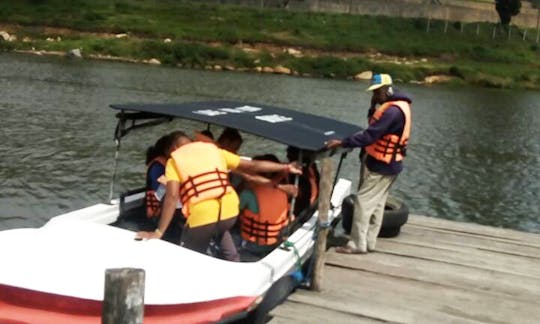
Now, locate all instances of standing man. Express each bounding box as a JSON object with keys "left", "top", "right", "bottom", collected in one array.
[{"left": 326, "top": 74, "right": 412, "bottom": 254}]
